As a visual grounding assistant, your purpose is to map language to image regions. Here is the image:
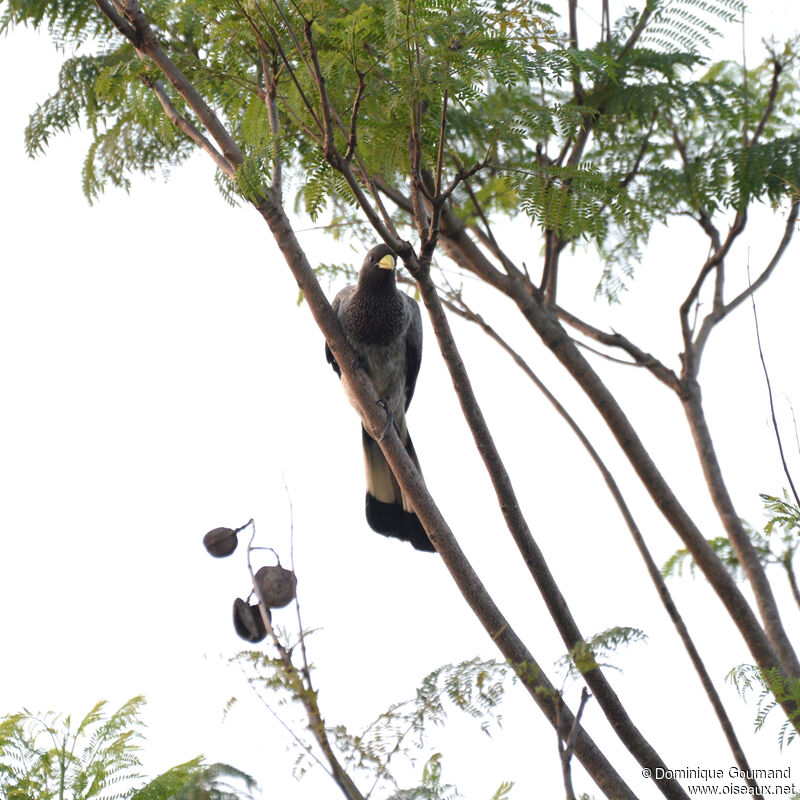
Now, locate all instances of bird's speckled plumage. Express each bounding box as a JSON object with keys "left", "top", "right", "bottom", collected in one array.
[{"left": 325, "top": 245, "right": 433, "bottom": 552}]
